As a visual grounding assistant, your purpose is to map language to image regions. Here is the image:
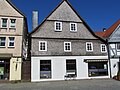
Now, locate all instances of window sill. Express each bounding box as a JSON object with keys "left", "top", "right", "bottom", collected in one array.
[
  {"left": 39, "top": 50, "right": 47, "bottom": 52},
  {"left": 9, "top": 27, "right": 16, "bottom": 30},
  {"left": 70, "top": 31, "right": 77, "bottom": 33},
  {"left": 64, "top": 51, "right": 72, "bottom": 52},
  {"left": 0, "top": 46, "right": 6, "bottom": 48},
  {"left": 101, "top": 52, "right": 107, "bottom": 53},
  {"left": 8, "top": 46, "right": 15, "bottom": 48},
  {"left": 86, "top": 51, "right": 93, "bottom": 52},
  {"left": 0, "top": 27, "right": 7, "bottom": 29},
  {"left": 55, "top": 30, "right": 62, "bottom": 32}
]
